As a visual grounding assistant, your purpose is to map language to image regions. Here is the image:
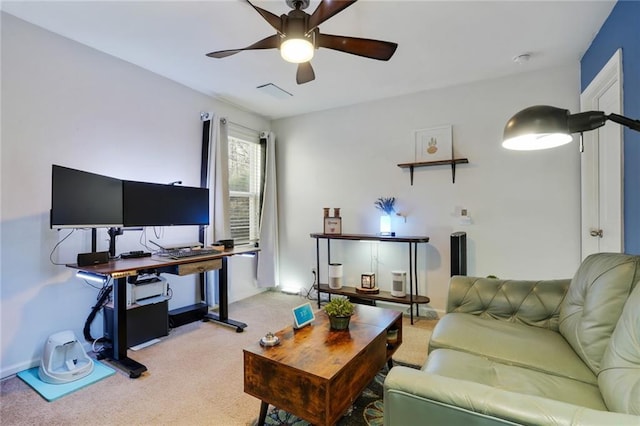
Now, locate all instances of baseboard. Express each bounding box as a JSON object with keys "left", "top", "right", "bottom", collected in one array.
[
  {"left": 1, "top": 358, "right": 39, "bottom": 380},
  {"left": 1, "top": 341, "right": 100, "bottom": 380}
]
